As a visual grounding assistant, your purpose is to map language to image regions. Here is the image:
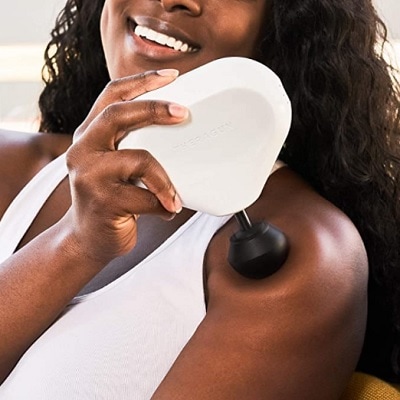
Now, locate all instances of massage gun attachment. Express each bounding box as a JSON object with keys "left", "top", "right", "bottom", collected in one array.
[{"left": 228, "top": 210, "right": 290, "bottom": 279}]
